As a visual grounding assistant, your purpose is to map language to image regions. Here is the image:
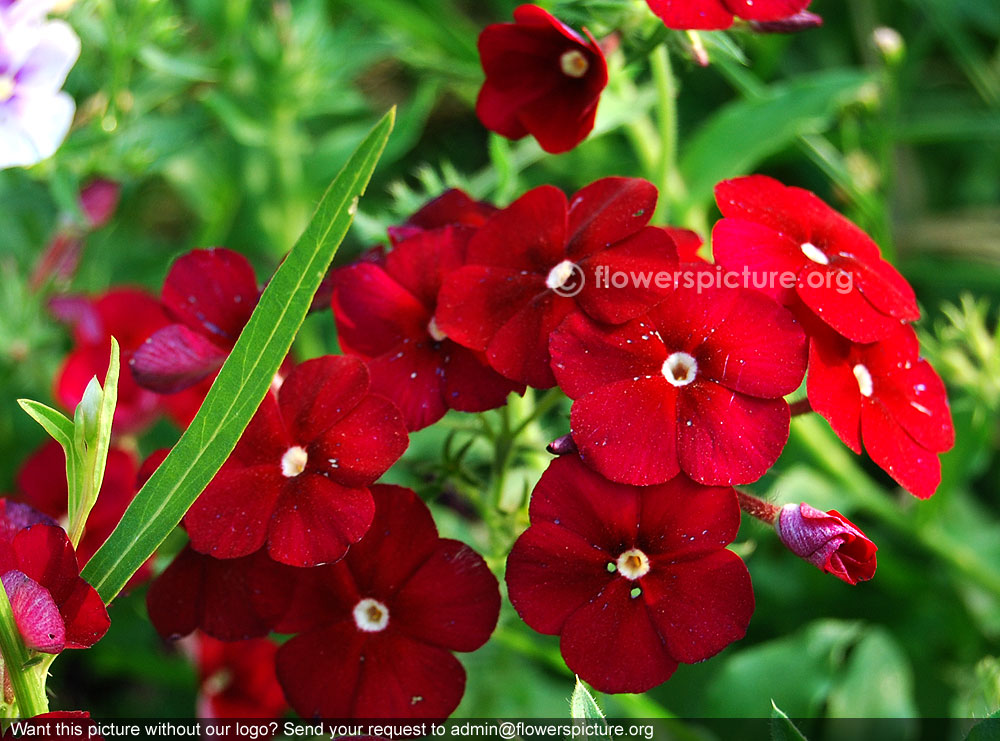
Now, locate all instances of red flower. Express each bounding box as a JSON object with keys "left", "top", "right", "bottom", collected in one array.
[
  {"left": 550, "top": 281, "right": 807, "bottom": 486},
  {"left": 275, "top": 485, "right": 499, "bottom": 719},
  {"left": 333, "top": 226, "right": 523, "bottom": 431},
  {"left": 387, "top": 189, "right": 497, "bottom": 244},
  {"left": 645, "top": 0, "right": 812, "bottom": 30},
  {"left": 807, "top": 324, "right": 954, "bottom": 498},
  {"left": 775, "top": 503, "right": 877, "bottom": 585},
  {"left": 15, "top": 441, "right": 152, "bottom": 587},
  {"left": 506, "top": 456, "right": 753, "bottom": 694},
  {"left": 184, "top": 356, "right": 408, "bottom": 567},
  {"left": 0, "top": 505, "right": 110, "bottom": 653},
  {"left": 52, "top": 288, "right": 206, "bottom": 432},
  {"left": 193, "top": 634, "right": 288, "bottom": 719},
  {"left": 146, "top": 546, "right": 295, "bottom": 641},
  {"left": 131, "top": 248, "right": 260, "bottom": 394},
  {"left": 712, "top": 175, "right": 918, "bottom": 343},
  {"left": 476, "top": 5, "right": 608, "bottom": 154},
  {"left": 437, "top": 178, "right": 678, "bottom": 388}
]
